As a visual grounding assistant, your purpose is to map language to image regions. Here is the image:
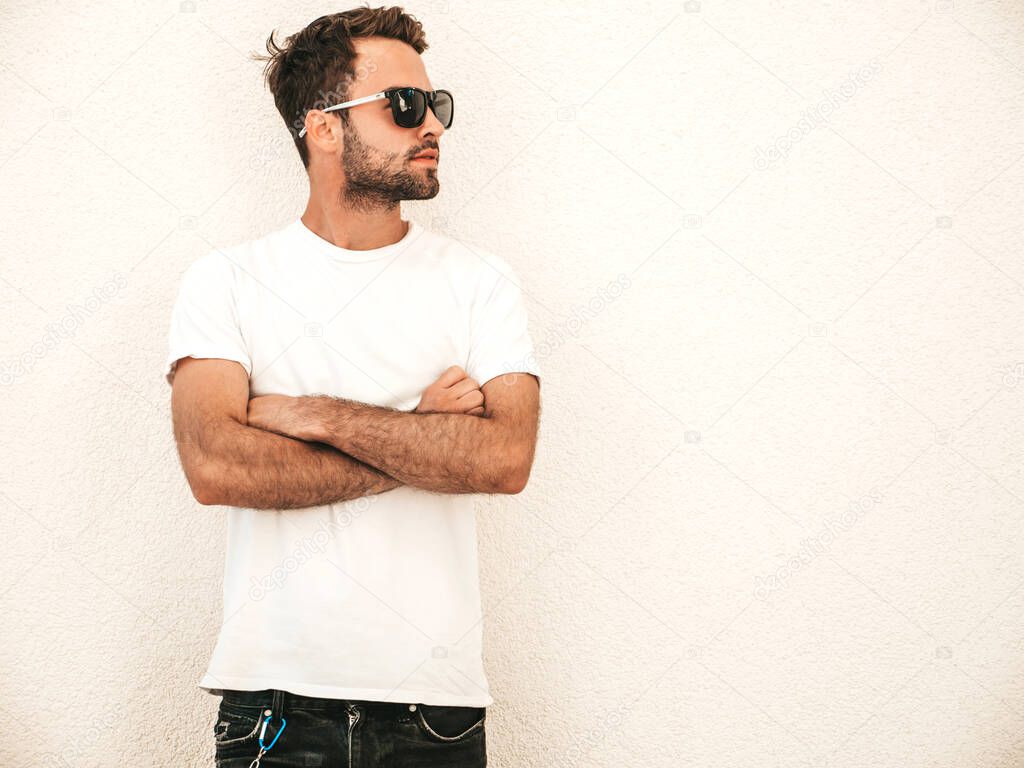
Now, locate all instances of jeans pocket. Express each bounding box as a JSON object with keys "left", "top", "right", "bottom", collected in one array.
[
  {"left": 414, "top": 704, "right": 486, "bottom": 743},
  {"left": 213, "top": 702, "right": 265, "bottom": 748}
]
